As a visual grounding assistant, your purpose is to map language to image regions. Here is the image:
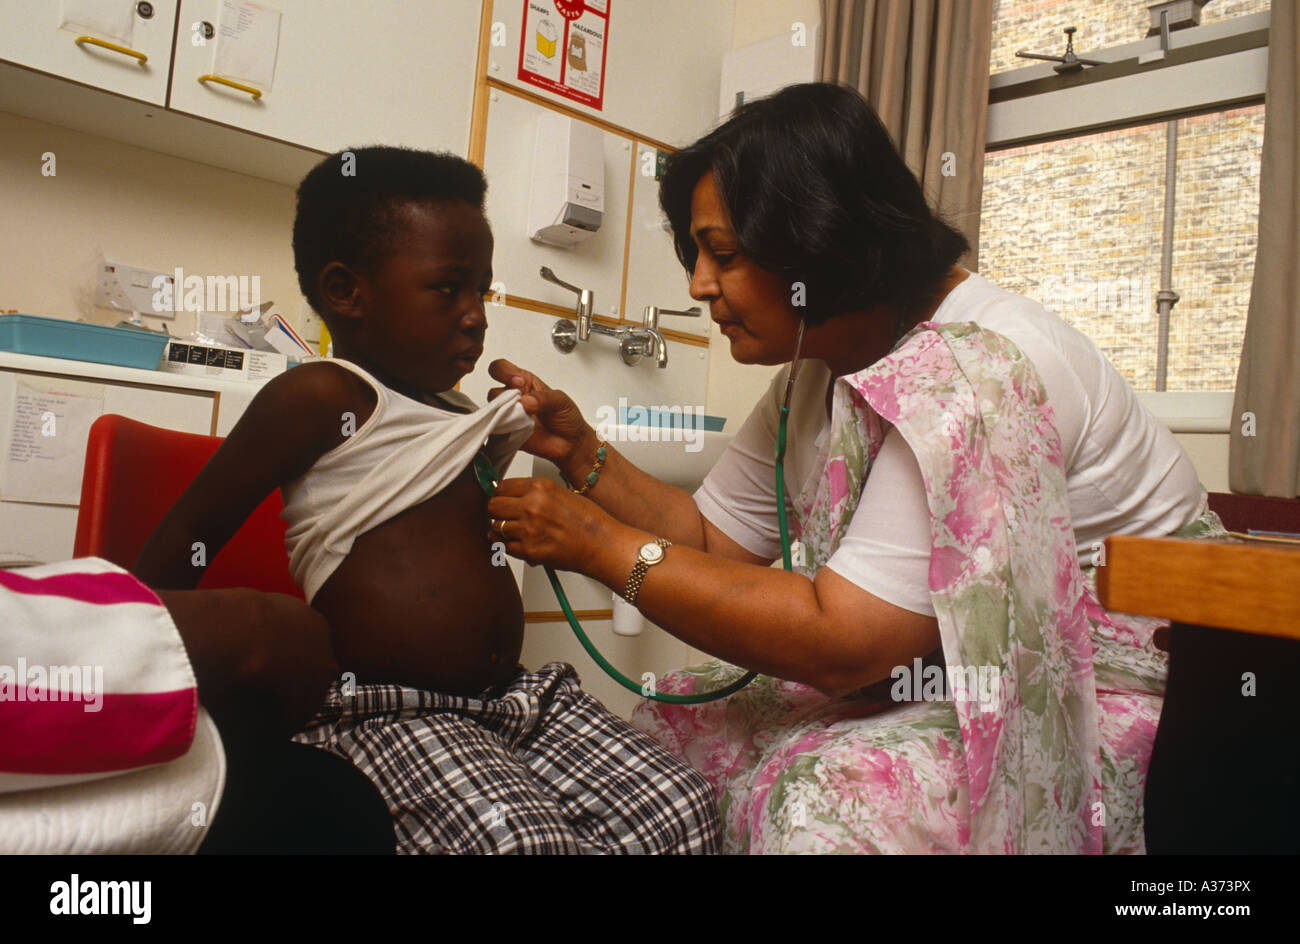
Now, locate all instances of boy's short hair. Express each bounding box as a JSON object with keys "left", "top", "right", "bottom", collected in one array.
[{"left": 293, "top": 146, "right": 488, "bottom": 315}]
